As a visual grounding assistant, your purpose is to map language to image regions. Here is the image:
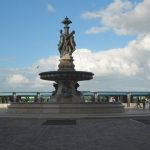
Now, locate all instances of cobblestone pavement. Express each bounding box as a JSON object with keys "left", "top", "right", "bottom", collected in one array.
[{"left": 0, "top": 116, "right": 150, "bottom": 150}]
